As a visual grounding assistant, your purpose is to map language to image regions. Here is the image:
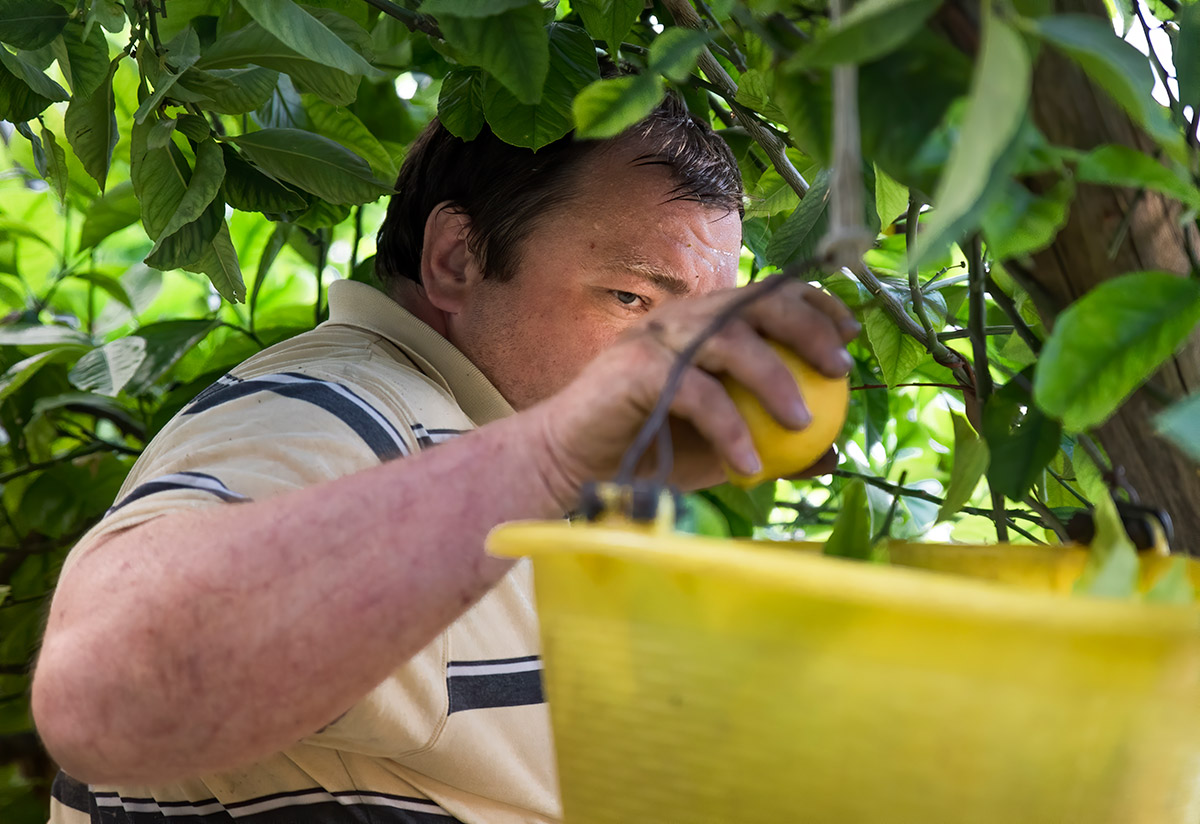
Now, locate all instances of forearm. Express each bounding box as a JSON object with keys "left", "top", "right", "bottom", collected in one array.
[{"left": 33, "top": 409, "right": 566, "bottom": 785}]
